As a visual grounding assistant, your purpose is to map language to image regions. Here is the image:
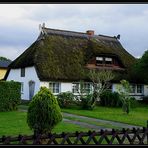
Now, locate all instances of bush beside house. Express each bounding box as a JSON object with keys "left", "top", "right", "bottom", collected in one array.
[
  {"left": 27, "top": 87, "right": 62, "bottom": 136},
  {"left": 0, "top": 81, "right": 21, "bottom": 112}
]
